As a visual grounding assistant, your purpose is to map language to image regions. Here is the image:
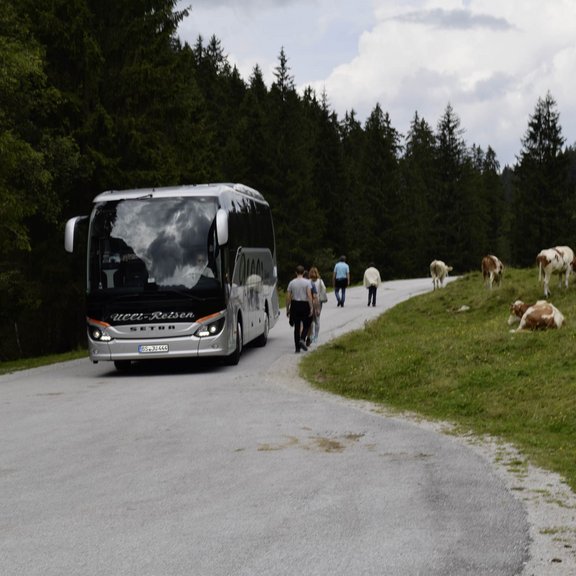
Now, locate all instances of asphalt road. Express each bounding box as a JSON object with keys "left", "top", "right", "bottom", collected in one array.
[{"left": 0, "top": 278, "right": 533, "bottom": 575}]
